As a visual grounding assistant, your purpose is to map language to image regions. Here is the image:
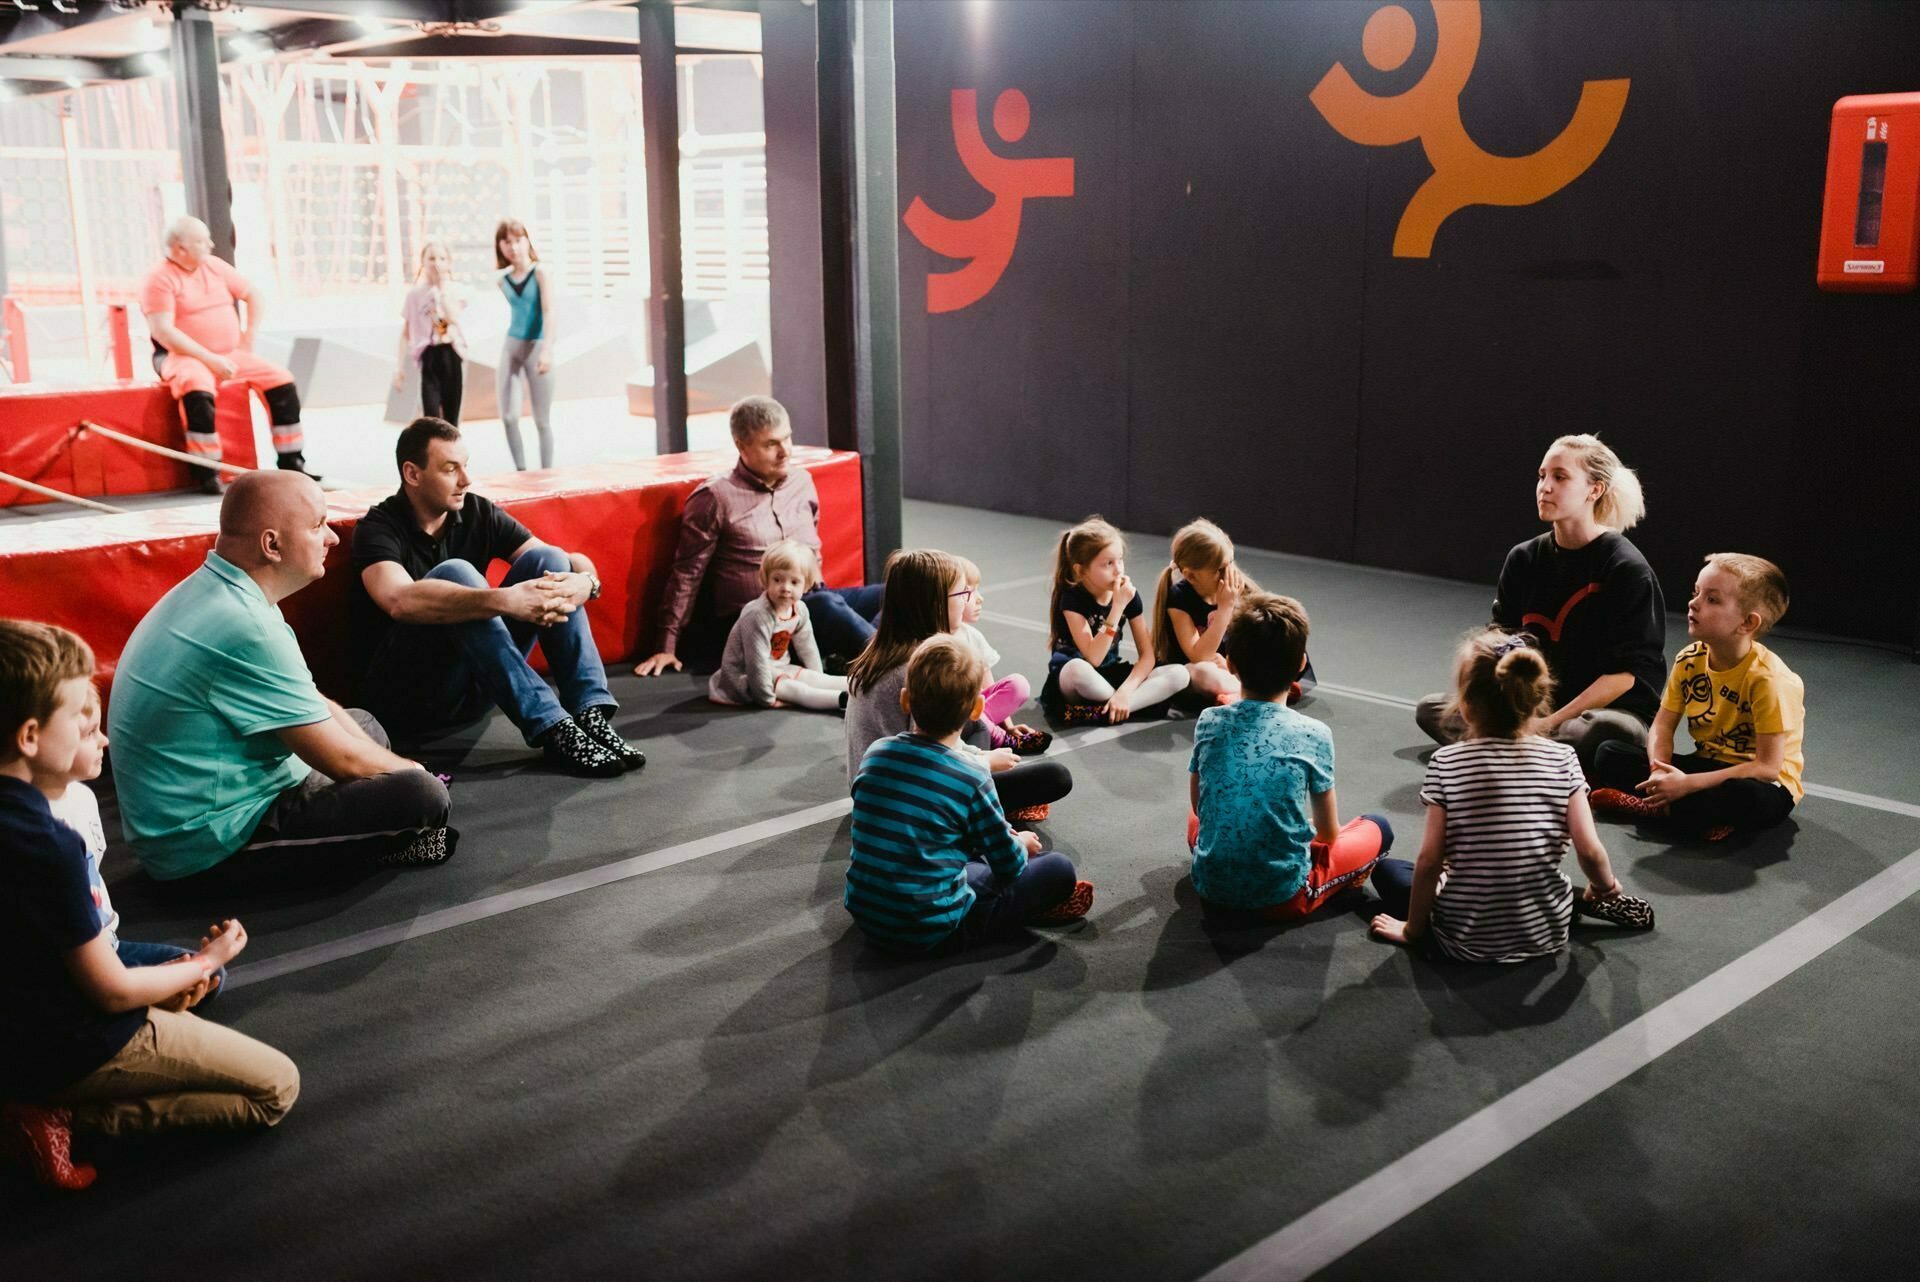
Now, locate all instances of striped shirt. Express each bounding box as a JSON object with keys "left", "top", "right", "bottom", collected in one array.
[
  {"left": 1420, "top": 736, "right": 1585, "bottom": 963},
  {"left": 846, "top": 733, "right": 1026, "bottom": 952}
]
